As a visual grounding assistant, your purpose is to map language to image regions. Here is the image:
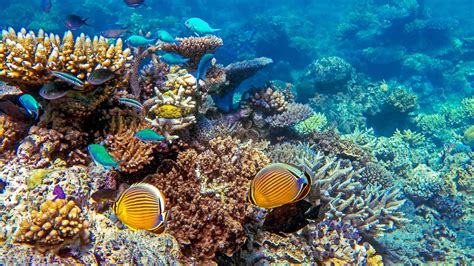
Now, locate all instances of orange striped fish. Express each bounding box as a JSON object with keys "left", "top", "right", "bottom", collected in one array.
[
  {"left": 112, "top": 183, "right": 168, "bottom": 234},
  {"left": 248, "top": 163, "right": 312, "bottom": 209}
]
